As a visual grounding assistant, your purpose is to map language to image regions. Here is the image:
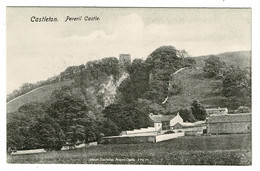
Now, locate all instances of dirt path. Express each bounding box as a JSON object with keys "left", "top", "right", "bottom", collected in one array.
[{"left": 162, "top": 67, "right": 189, "bottom": 104}]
